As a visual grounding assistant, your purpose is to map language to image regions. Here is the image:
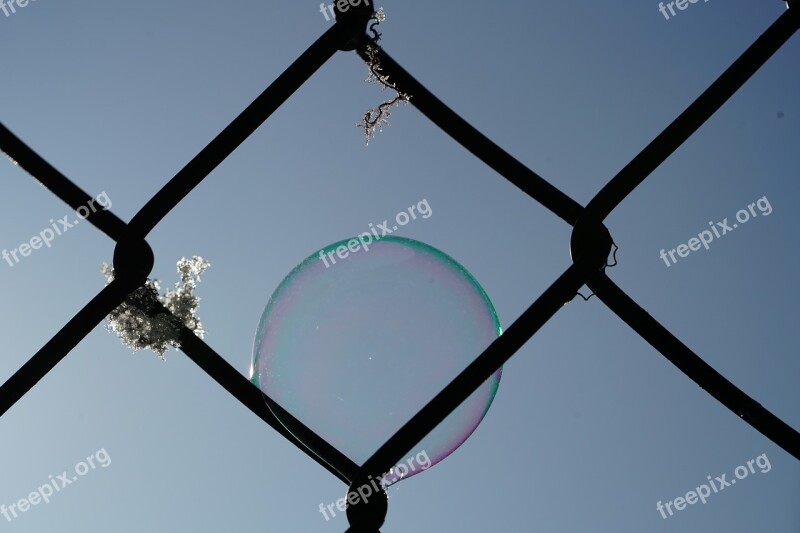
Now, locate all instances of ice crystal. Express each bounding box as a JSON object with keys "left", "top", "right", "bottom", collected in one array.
[
  {"left": 101, "top": 256, "right": 209, "bottom": 360},
  {"left": 358, "top": 9, "right": 411, "bottom": 145}
]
